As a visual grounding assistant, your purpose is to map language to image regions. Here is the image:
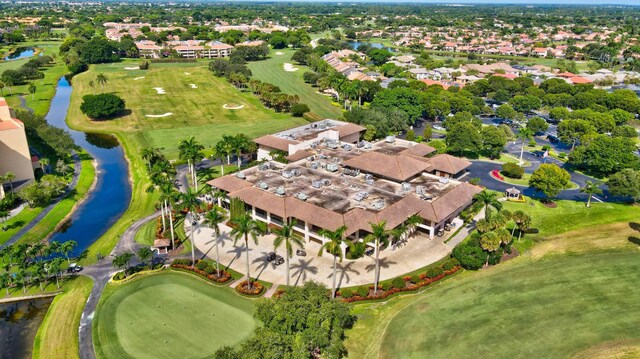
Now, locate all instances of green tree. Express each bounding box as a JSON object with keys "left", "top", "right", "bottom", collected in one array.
[
  {"left": 474, "top": 190, "right": 502, "bottom": 220},
  {"left": 113, "top": 252, "right": 134, "bottom": 277},
  {"left": 516, "top": 127, "right": 535, "bottom": 165},
  {"left": 318, "top": 225, "right": 347, "bottom": 299},
  {"left": 28, "top": 82, "right": 36, "bottom": 100},
  {"left": 580, "top": 180, "right": 602, "bottom": 208},
  {"left": 446, "top": 122, "right": 482, "bottom": 156},
  {"left": 179, "top": 188, "right": 201, "bottom": 268},
  {"left": 230, "top": 213, "right": 265, "bottom": 291},
  {"left": 557, "top": 119, "right": 596, "bottom": 149},
  {"left": 526, "top": 116, "right": 549, "bottom": 134},
  {"left": 60, "top": 240, "right": 77, "bottom": 266},
  {"left": 365, "top": 221, "right": 391, "bottom": 293},
  {"left": 95, "top": 73, "right": 108, "bottom": 92},
  {"left": 178, "top": 136, "right": 205, "bottom": 191},
  {"left": 529, "top": 164, "right": 571, "bottom": 200},
  {"left": 481, "top": 125, "right": 507, "bottom": 159},
  {"left": 273, "top": 219, "right": 304, "bottom": 287},
  {"left": 79, "top": 93, "right": 125, "bottom": 119},
  {"left": 607, "top": 169, "right": 640, "bottom": 202},
  {"left": 568, "top": 135, "right": 639, "bottom": 176},
  {"left": 495, "top": 103, "right": 517, "bottom": 120},
  {"left": 204, "top": 206, "right": 227, "bottom": 277},
  {"left": 137, "top": 247, "right": 153, "bottom": 269}
]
